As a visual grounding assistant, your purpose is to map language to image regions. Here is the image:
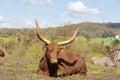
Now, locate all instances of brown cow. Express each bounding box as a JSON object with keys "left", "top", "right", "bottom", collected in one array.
[
  {"left": 35, "top": 20, "right": 87, "bottom": 77},
  {"left": 0, "top": 49, "right": 5, "bottom": 57}
]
